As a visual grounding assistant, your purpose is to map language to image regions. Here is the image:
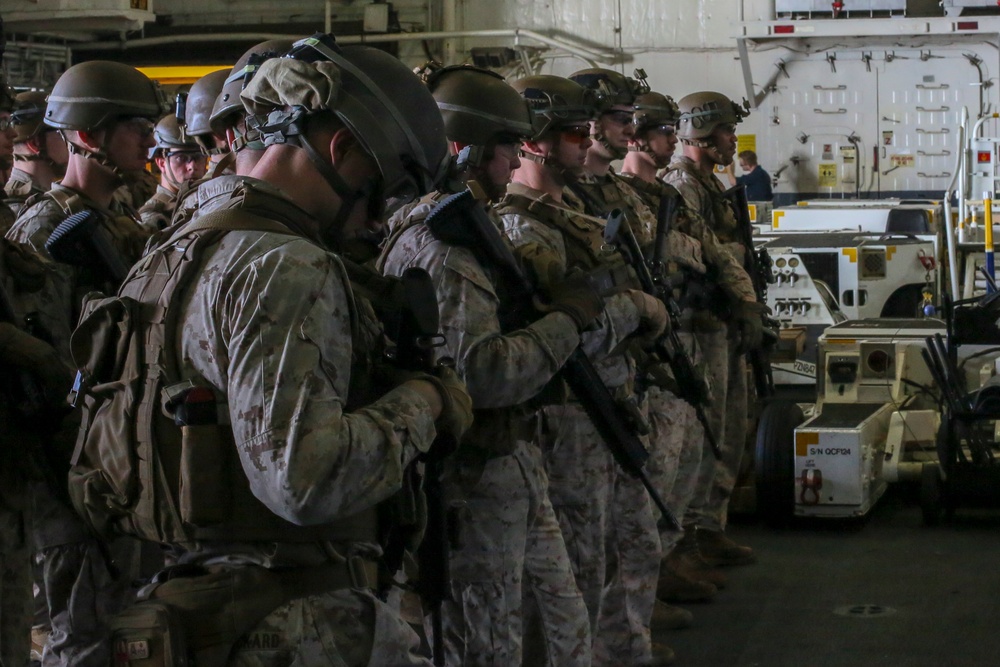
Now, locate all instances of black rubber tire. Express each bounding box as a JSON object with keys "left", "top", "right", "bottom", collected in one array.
[
  {"left": 755, "top": 399, "right": 805, "bottom": 527},
  {"left": 920, "top": 462, "right": 943, "bottom": 526},
  {"left": 880, "top": 284, "right": 927, "bottom": 318}
]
